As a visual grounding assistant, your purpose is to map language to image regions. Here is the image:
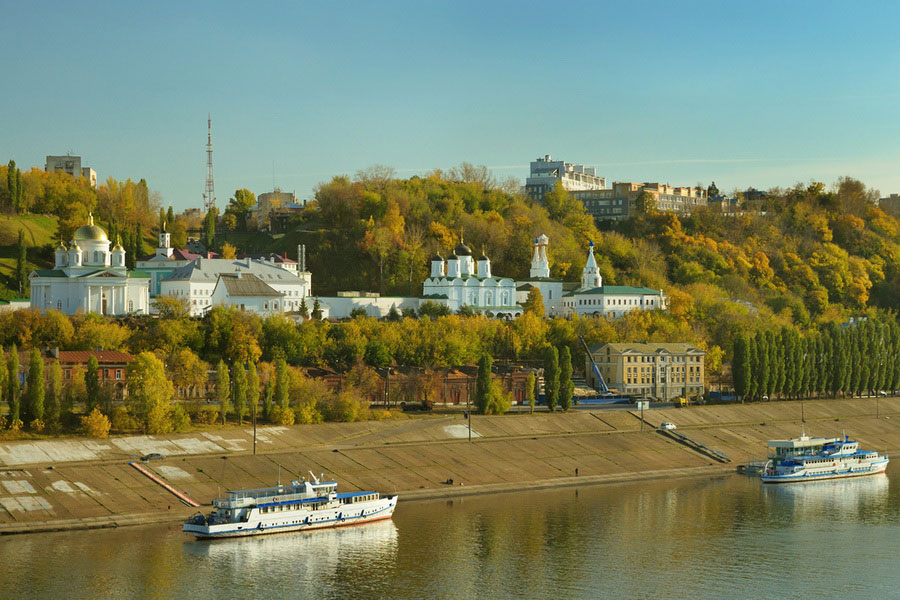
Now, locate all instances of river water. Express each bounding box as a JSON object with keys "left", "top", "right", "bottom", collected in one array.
[{"left": 4, "top": 467, "right": 900, "bottom": 600}]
